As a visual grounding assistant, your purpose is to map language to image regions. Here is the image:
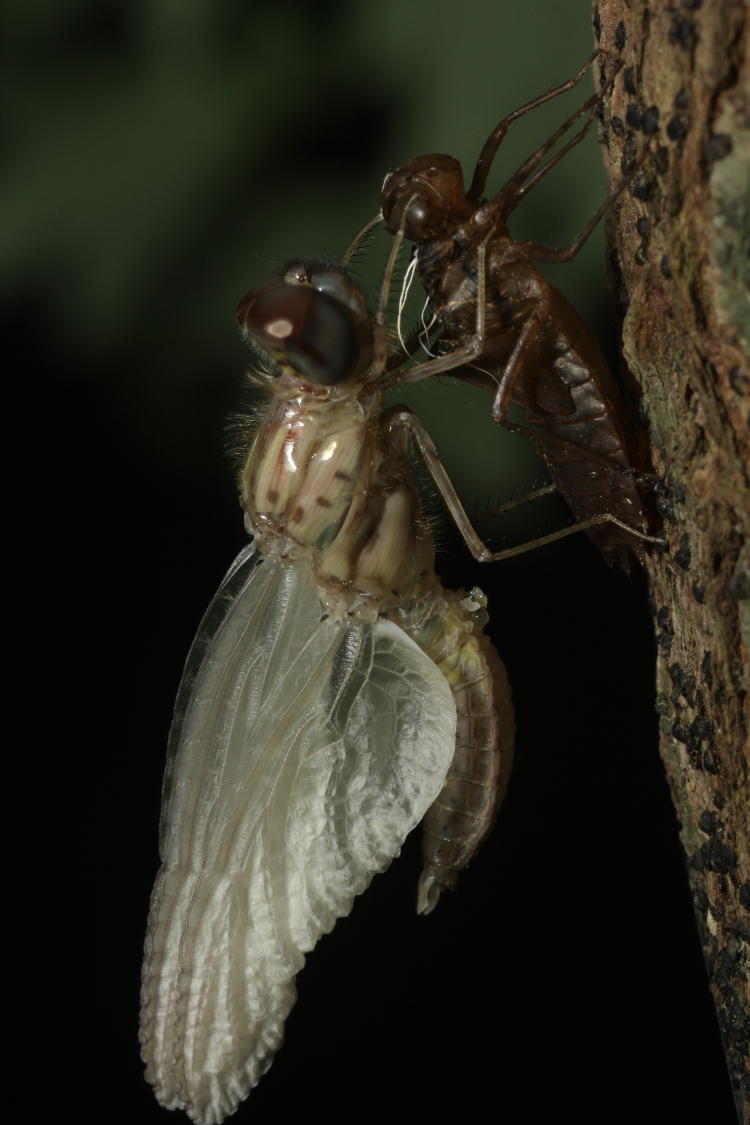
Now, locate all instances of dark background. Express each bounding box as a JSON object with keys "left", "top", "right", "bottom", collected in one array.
[{"left": 7, "top": 2, "right": 735, "bottom": 1122}]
